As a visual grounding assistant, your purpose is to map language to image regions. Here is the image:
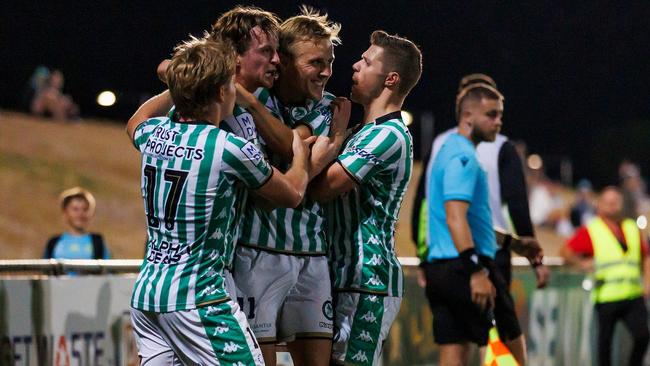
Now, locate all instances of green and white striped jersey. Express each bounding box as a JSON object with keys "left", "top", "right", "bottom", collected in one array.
[
  {"left": 326, "top": 111, "right": 413, "bottom": 297},
  {"left": 237, "top": 89, "right": 334, "bottom": 255},
  {"left": 130, "top": 116, "right": 272, "bottom": 312}
]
